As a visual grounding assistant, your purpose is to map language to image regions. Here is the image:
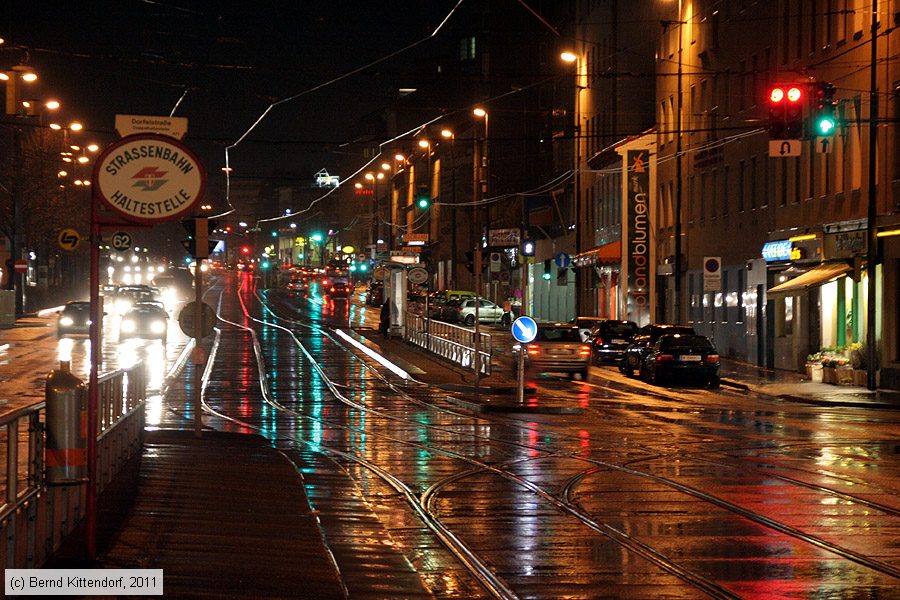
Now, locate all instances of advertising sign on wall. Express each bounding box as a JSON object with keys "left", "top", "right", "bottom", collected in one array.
[{"left": 624, "top": 149, "right": 653, "bottom": 323}]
